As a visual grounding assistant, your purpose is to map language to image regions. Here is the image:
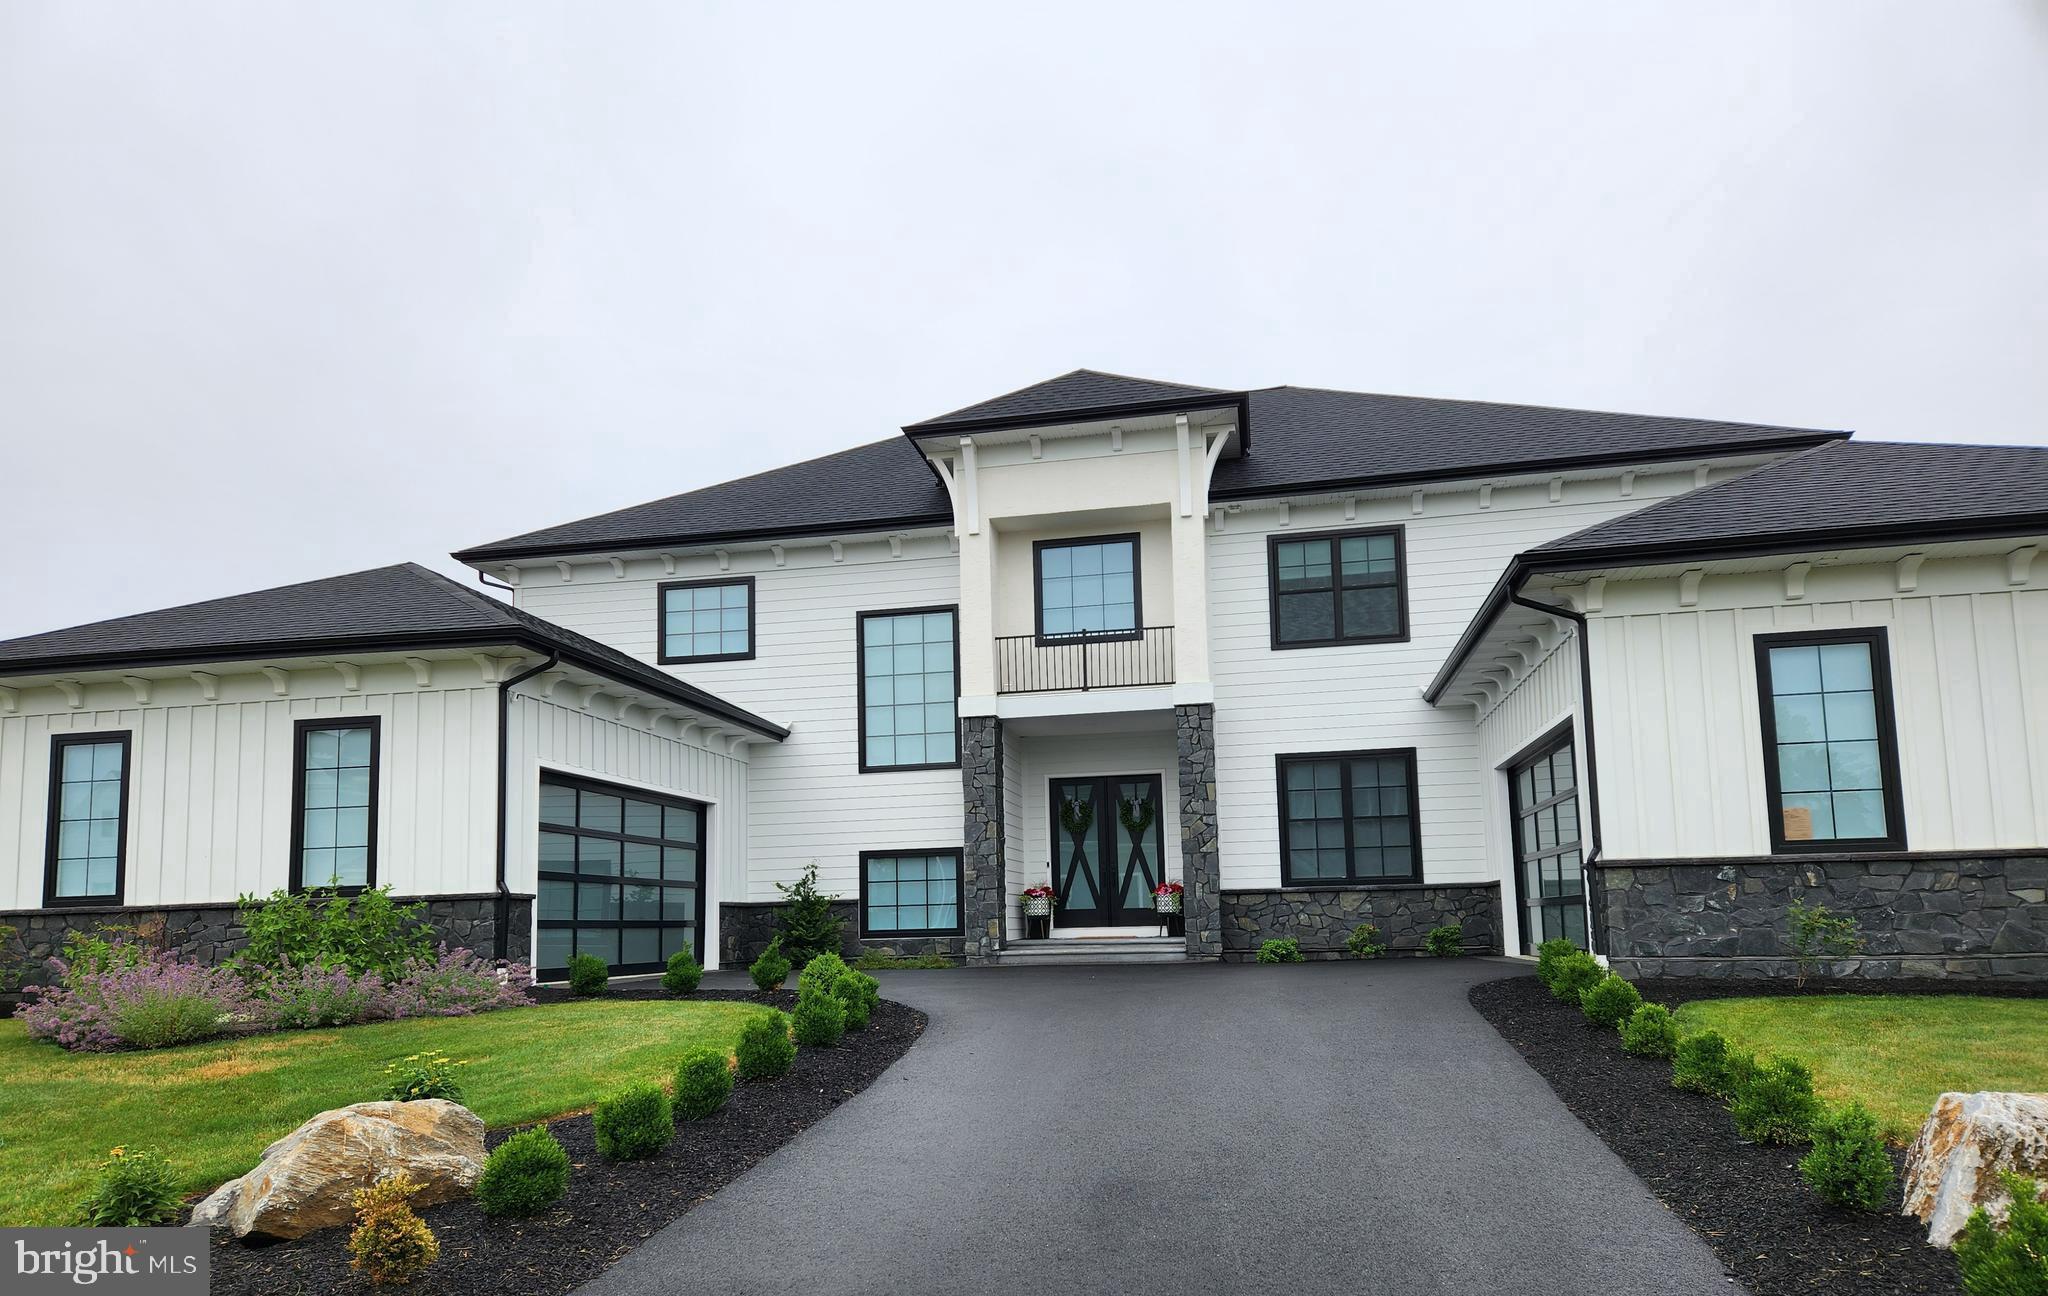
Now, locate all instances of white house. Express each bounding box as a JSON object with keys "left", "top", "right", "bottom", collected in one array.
[{"left": 3, "top": 371, "right": 2043, "bottom": 979}]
